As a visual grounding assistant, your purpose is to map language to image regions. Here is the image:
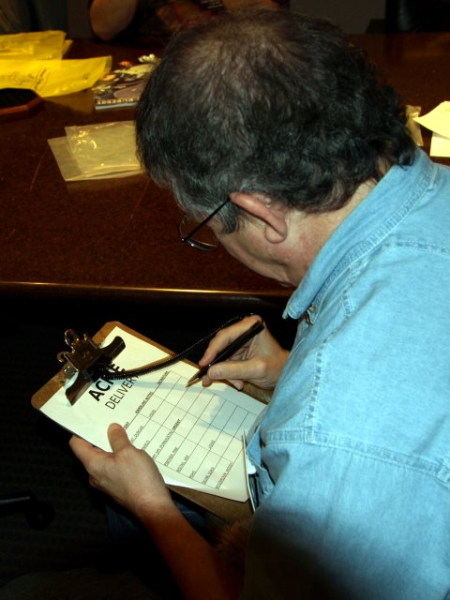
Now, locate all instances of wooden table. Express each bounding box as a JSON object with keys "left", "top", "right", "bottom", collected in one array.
[{"left": 1, "top": 33, "right": 449, "bottom": 311}]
